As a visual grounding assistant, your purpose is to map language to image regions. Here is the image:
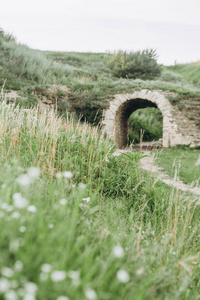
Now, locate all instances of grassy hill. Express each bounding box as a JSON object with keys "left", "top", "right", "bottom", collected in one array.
[
  {"left": 1, "top": 29, "right": 200, "bottom": 126},
  {"left": 0, "top": 29, "right": 200, "bottom": 299}
]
